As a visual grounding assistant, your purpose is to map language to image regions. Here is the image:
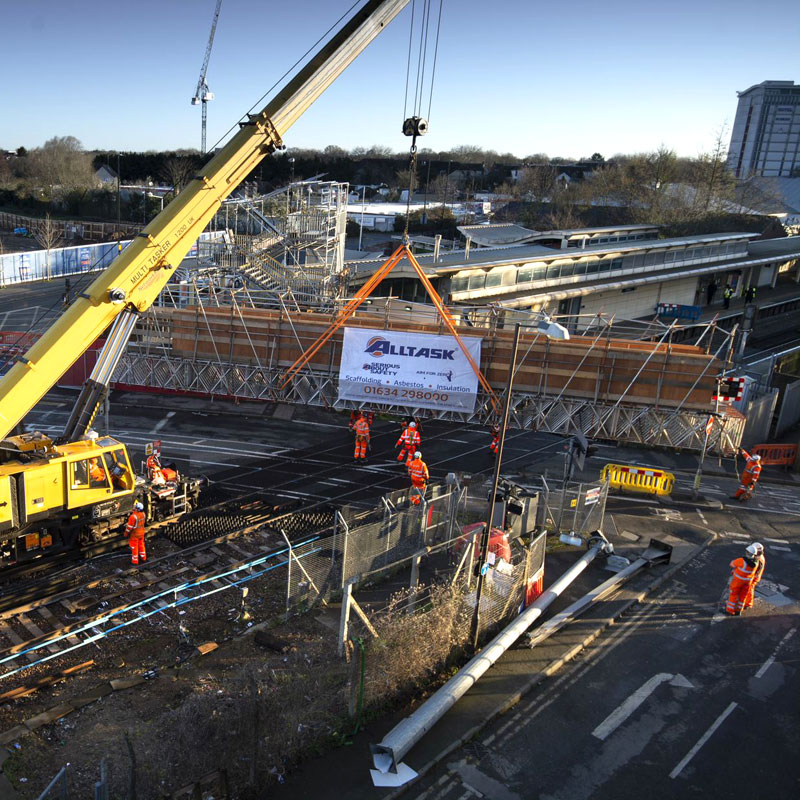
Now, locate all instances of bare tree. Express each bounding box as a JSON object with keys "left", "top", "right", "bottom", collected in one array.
[
  {"left": 34, "top": 213, "right": 62, "bottom": 280},
  {"left": 160, "top": 157, "right": 196, "bottom": 196},
  {"left": 518, "top": 165, "right": 557, "bottom": 201}
]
